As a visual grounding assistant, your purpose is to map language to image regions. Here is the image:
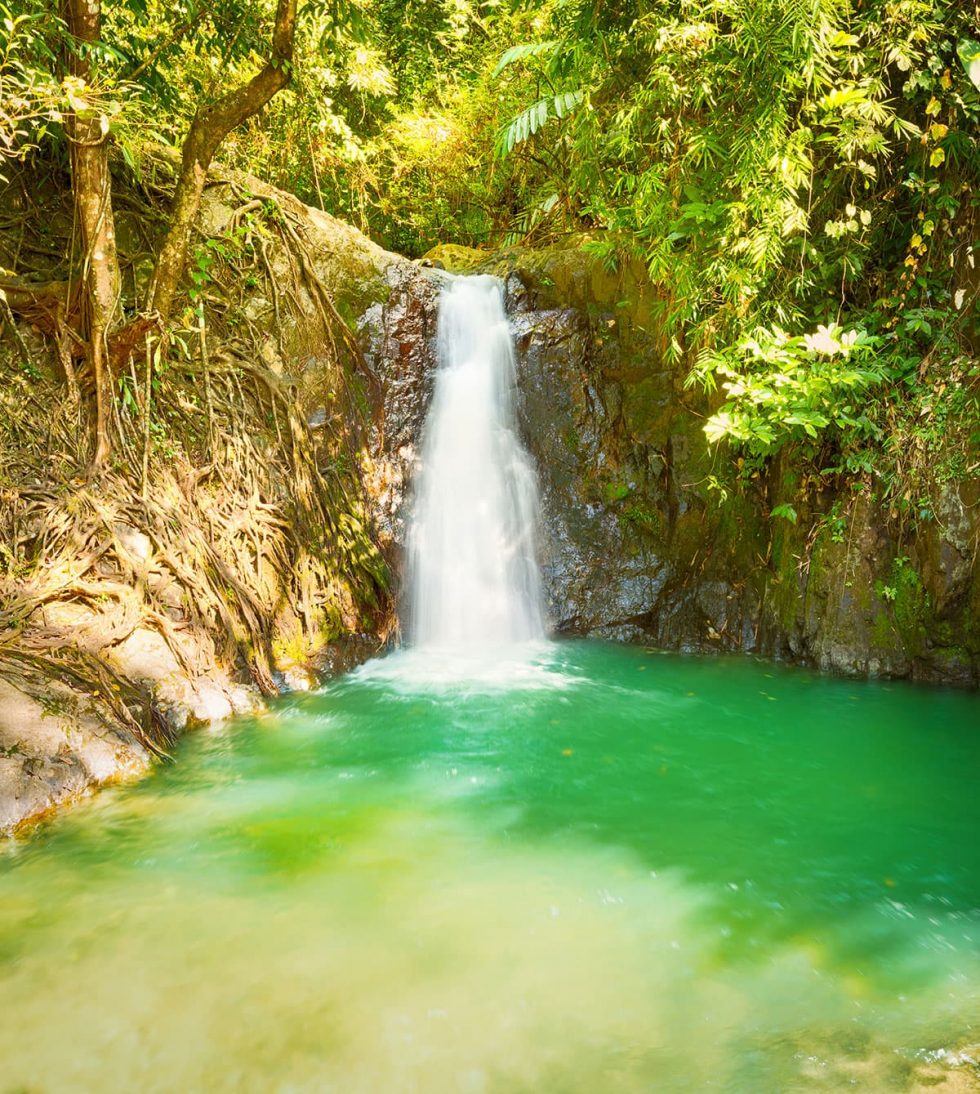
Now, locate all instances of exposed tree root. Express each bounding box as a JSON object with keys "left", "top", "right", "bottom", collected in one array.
[{"left": 0, "top": 155, "right": 392, "bottom": 770}]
